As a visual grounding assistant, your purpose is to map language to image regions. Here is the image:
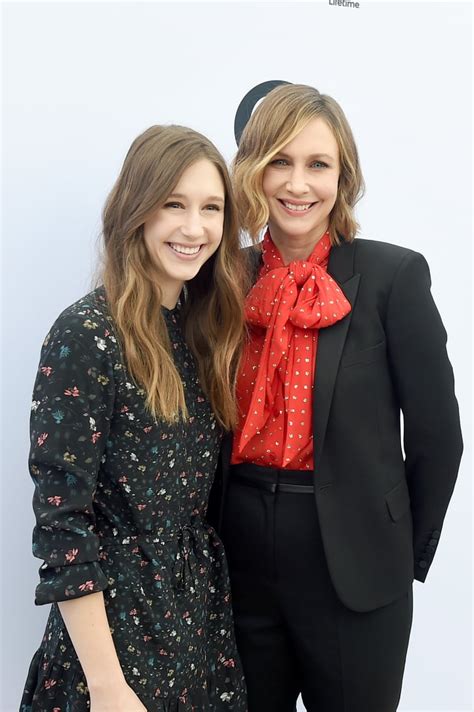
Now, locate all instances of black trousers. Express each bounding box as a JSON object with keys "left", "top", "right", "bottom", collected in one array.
[{"left": 220, "top": 464, "right": 413, "bottom": 712}]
